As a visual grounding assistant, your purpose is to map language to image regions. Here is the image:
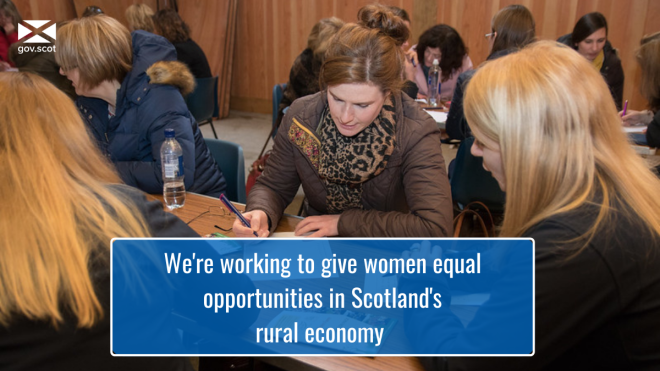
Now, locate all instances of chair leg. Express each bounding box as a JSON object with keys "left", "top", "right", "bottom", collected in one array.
[{"left": 208, "top": 119, "right": 218, "bottom": 139}]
